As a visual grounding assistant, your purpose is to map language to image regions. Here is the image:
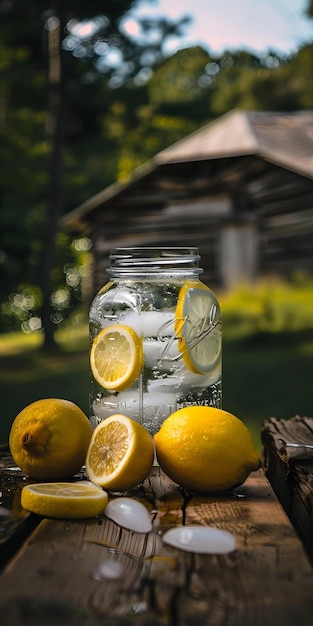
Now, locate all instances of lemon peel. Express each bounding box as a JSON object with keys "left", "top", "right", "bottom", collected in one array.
[
  {"left": 154, "top": 406, "right": 261, "bottom": 493},
  {"left": 9, "top": 398, "right": 92, "bottom": 480}
]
